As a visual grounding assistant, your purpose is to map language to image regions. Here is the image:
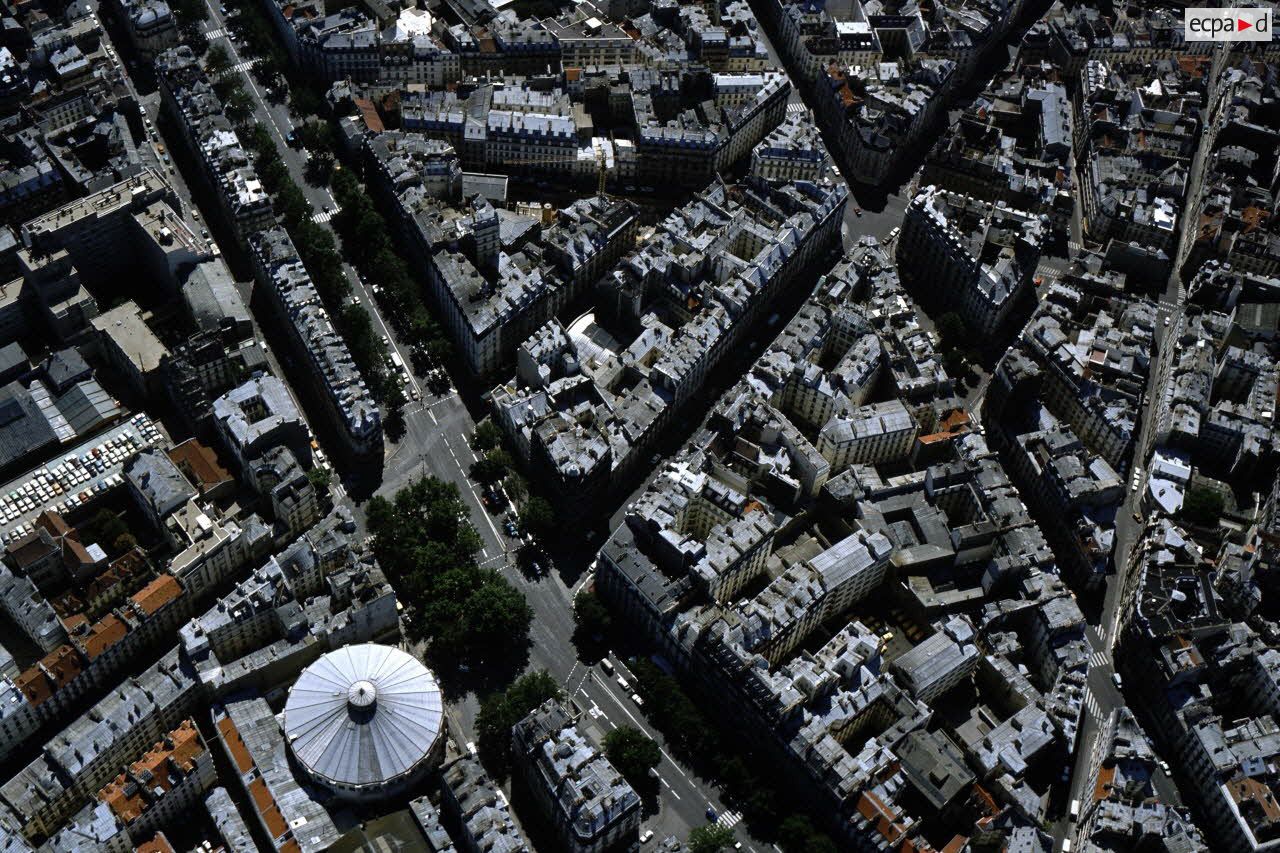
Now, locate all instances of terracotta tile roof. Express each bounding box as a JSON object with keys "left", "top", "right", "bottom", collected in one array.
[
  {"left": 81, "top": 614, "right": 128, "bottom": 661},
  {"left": 857, "top": 791, "right": 908, "bottom": 844},
  {"left": 35, "top": 510, "right": 71, "bottom": 538},
  {"left": 15, "top": 644, "right": 83, "bottom": 707},
  {"left": 168, "top": 439, "right": 232, "bottom": 493},
  {"left": 354, "top": 98, "right": 385, "bottom": 133},
  {"left": 100, "top": 720, "right": 205, "bottom": 825},
  {"left": 61, "top": 536, "right": 95, "bottom": 568},
  {"left": 100, "top": 773, "right": 145, "bottom": 824},
  {"left": 249, "top": 777, "right": 288, "bottom": 839},
  {"left": 1093, "top": 763, "right": 1116, "bottom": 801},
  {"left": 50, "top": 591, "right": 86, "bottom": 619},
  {"left": 135, "top": 835, "right": 176, "bottom": 853},
  {"left": 218, "top": 716, "right": 255, "bottom": 775},
  {"left": 85, "top": 548, "right": 150, "bottom": 600},
  {"left": 131, "top": 574, "right": 183, "bottom": 617},
  {"left": 6, "top": 530, "right": 56, "bottom": 569}
]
